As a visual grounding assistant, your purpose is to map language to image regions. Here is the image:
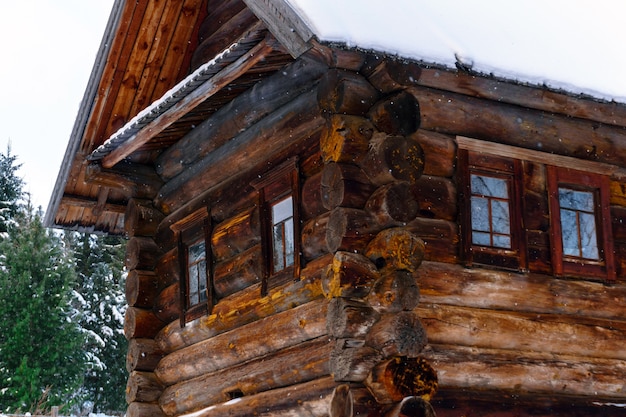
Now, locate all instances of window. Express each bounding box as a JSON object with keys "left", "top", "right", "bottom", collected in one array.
[
  {"left": 252, "top": 158, "right": 301, "bottom": 294},
  {"left": 547, "top": 166, "right": 615, "bottom": 280},
  {"left": 171, "top": 207, "right": 213, "bottom": 325},
  {"left": 459, "top": 149, "right": 526, "bottom": 270}
]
